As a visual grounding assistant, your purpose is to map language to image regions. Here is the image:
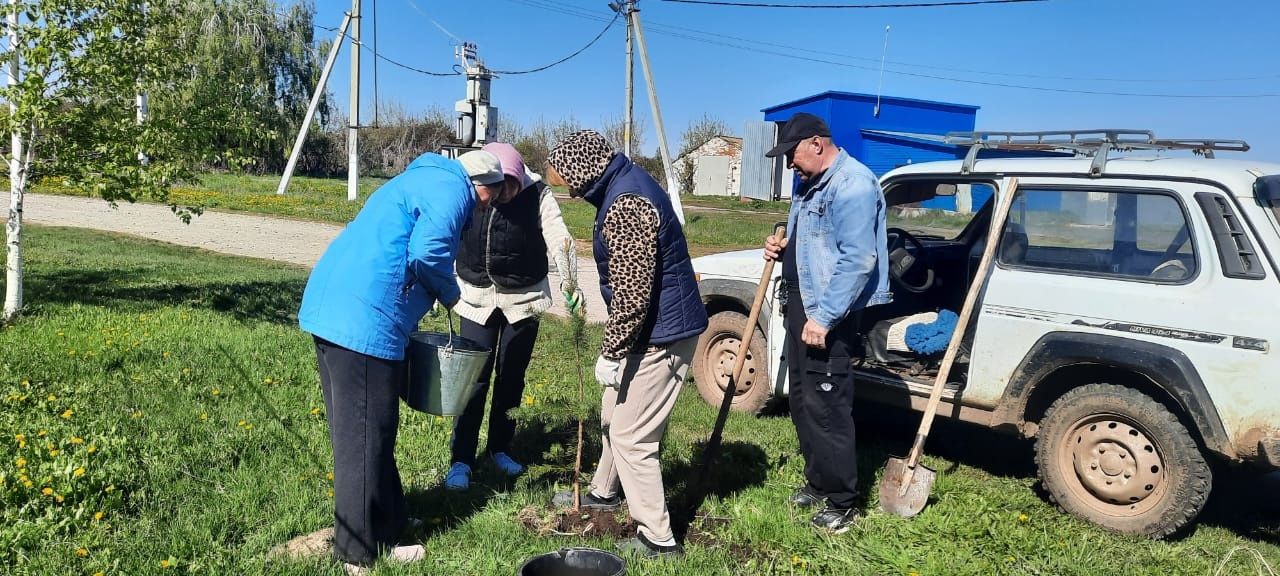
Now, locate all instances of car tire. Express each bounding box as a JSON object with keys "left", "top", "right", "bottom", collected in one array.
[
  {"left": 1035, "top": 383, "right": 1212, "bottom": 539},
  {"left": 692, "top": 311, "right": 770, "bottom": 415}
]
